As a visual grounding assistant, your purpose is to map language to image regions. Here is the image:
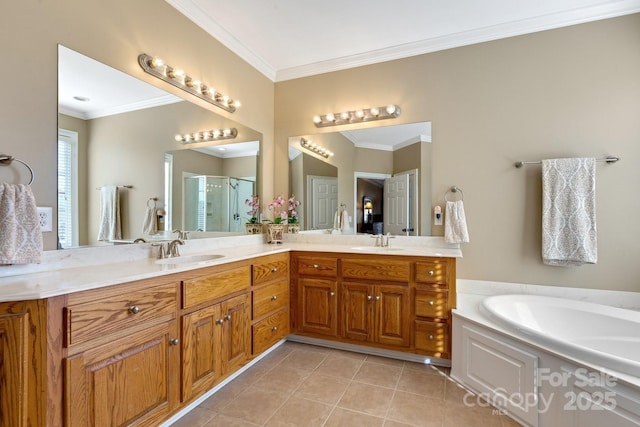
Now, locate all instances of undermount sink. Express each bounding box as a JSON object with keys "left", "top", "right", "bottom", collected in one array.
[
  {"left": 350, "top": 246, "right": 404, "bottom": 252},
  {"left": 156, "top": 254, "right": 225, "bottom": 265}
]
